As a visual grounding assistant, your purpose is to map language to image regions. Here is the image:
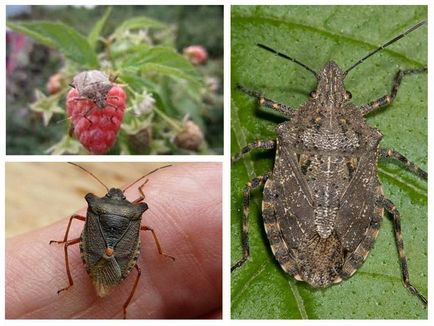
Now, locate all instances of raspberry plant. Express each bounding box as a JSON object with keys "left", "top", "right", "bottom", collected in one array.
[{"left": 7, "top": 7, "right": 220, "bottom": 154}]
